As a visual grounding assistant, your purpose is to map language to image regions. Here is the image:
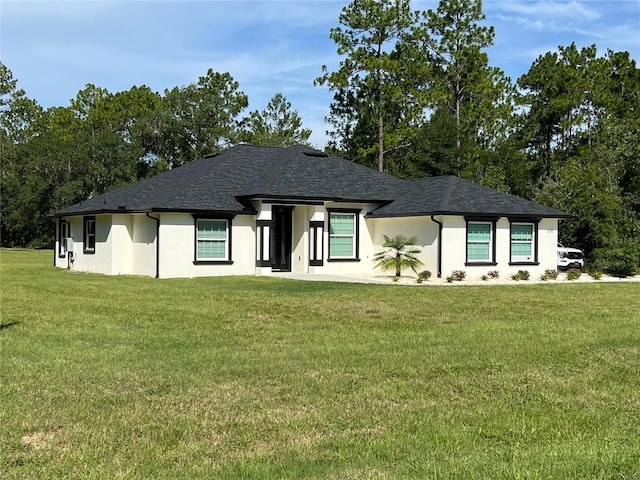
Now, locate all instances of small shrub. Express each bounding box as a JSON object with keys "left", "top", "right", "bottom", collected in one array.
[
  {"left": 451, "top": 270, "right": 466, "bottom": 281},
  {"left": 511, "top": 270, "right": 530, "bottom": 281},
  {"left": 416, "top": 270, "right": 432, "bottom": 283},
  {"left": 589, "top": 270, "right": 603, "bottom": 280},
  {"left": 541, "top": 269, "right": 558, "bottom": 281},
  {"left": 488, "top": 270, "right": 499, "bottom": 279},
  {"left": 608, "top": 260, "right": 637, "bottom": 278},
  {"left": 566, "top": 268, "right": 582, "bottom": 280},
  {"left": 511, "top": 270, "right": 529, "bottom": 281},
  {"left": 481, "top": 275, "right": 489, "bottom": 281},
  {"left": 446, "top": 275, "right": 454, "bottom": 283}
]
